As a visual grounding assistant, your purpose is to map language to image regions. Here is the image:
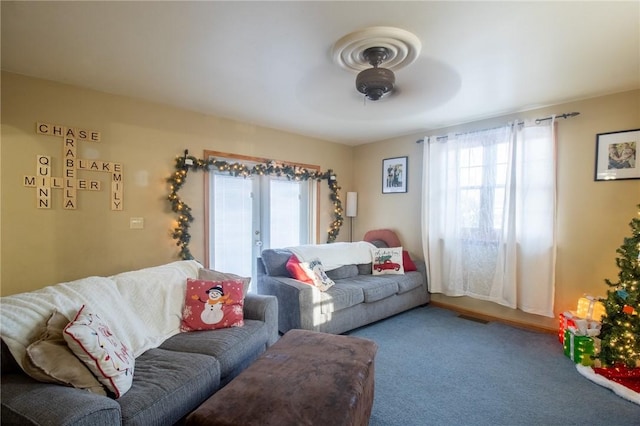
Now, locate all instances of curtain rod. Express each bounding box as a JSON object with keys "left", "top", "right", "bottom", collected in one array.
[{"left": 415, "top": 111, "right": 580, "bottom": 143}]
